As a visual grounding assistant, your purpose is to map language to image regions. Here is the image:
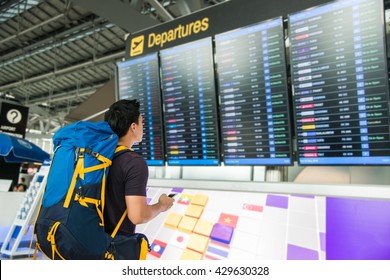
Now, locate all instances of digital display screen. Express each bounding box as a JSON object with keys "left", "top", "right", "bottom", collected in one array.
[
  {"left": 116, "top": 53, "right": 165, "bottom": 166},
  {"left": 160, "top": 38, "right": 220, "bottom": 165},
  {"left": 215, "top": 17, "right": 293, "bottom": 165},
  {"left": 289, "top": 0, "right": 390, "bottom": 165}
]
